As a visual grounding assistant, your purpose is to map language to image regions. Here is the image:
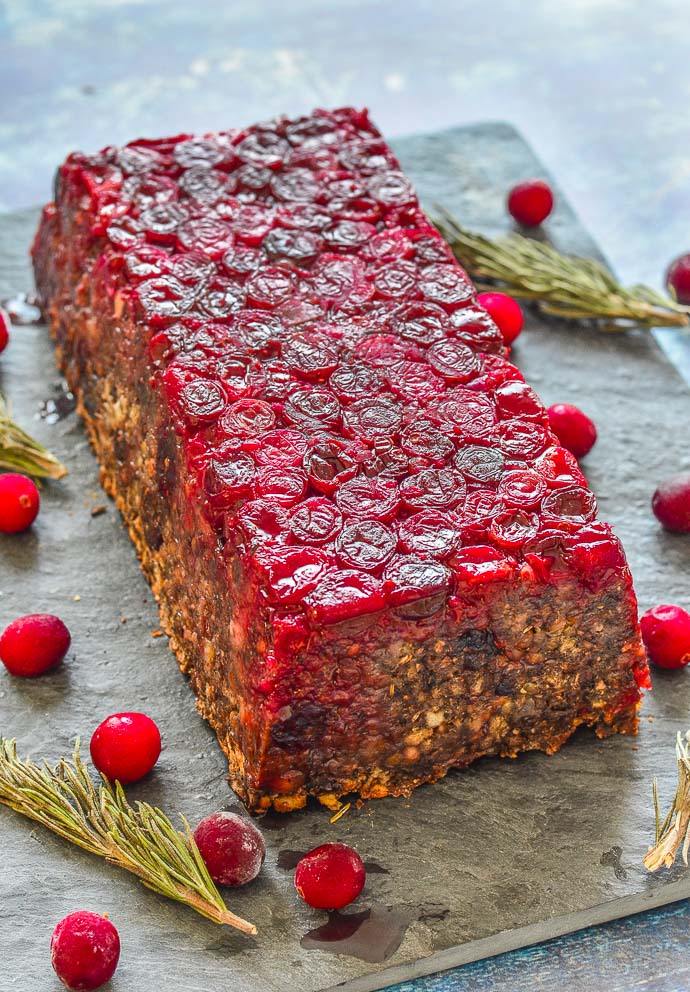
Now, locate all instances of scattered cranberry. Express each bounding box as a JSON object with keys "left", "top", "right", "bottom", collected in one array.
[
  {"left": 51, "top": 911, "right": 120, "bottom": 991},
  {"left": 0, "top": 309, "right": 9, "bottom": 353},
  {"left": 652, "top": 471, "right": 690, "bottom": 532},
  {"left": 0, "top": 472, "right": 40, "bottom": 533},
  {"left": 294, "top": 842, "right": 366, "bottom": 911},
  {"left": 477, "top": 291, "right": 523, "bottom": 346},
  {"left": 665, "top": 253, "right": 690, "bottom": 305},
  {"left": 90, "top": 712, "right": 161, "bottom": 784},
  {"left": 0, "top": 613, "right": 71, "bottom": 677},
  {"left": 507, "top": 179, "right": 554, "bottom": 227},
  {"left": 640, "top": 604, "right": 690, "bottom": 670},
  {"left": 193, "top": 811, "right": 266, "bottom": 886},
  {"left": 547, "top": 403, "right": 597, "bottom": 459}
]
